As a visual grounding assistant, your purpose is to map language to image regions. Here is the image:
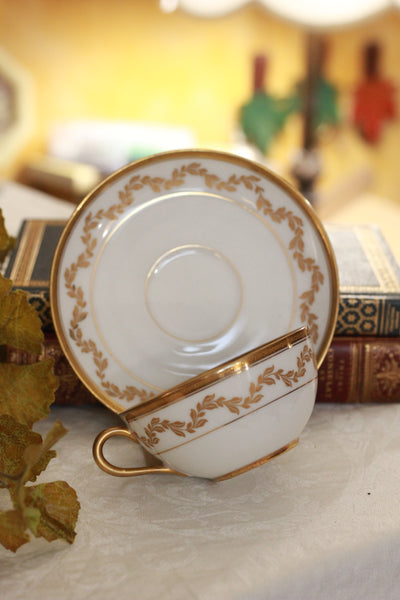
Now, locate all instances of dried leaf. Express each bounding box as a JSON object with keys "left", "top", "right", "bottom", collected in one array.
[
  {"left": 0, "top": 415, "right": 55, "bottom": 485},
  {"left": 0, "top": 213, "right": 80, "bottom": 552},
  {"left": 23, "top": 422, "right": 67, "bottom": 476},
  {"left": 0, "top": 276, "right": 43, "bottom": 354},
  {"left": 23, "top": 481, "right": 80, "bottom": 544},
  {"left": 0, "top": 360, "right": 58, "bottom": 427},
  {"left": 0, "top": 510, "right": 29, "bottom": 552},
  {"left": 0, "top": 209, "right": 15, "bottom": 262},
  {"left": 42, "top": 420, "right": 68, "bottom": 451},
  {"left": 21, "top": 505, "right": 41, "bottom": 537},
  {"left": 0, "top": 273, "right": 12, "bottom": 298}
]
